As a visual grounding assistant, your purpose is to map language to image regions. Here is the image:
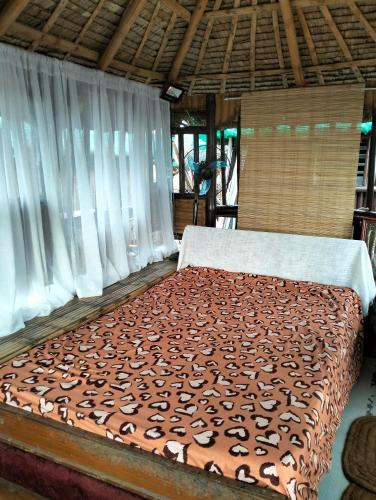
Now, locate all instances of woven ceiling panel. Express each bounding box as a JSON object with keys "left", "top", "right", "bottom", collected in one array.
[{"left": 238, "top": 84, "right": 365, "bottom": 238}]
